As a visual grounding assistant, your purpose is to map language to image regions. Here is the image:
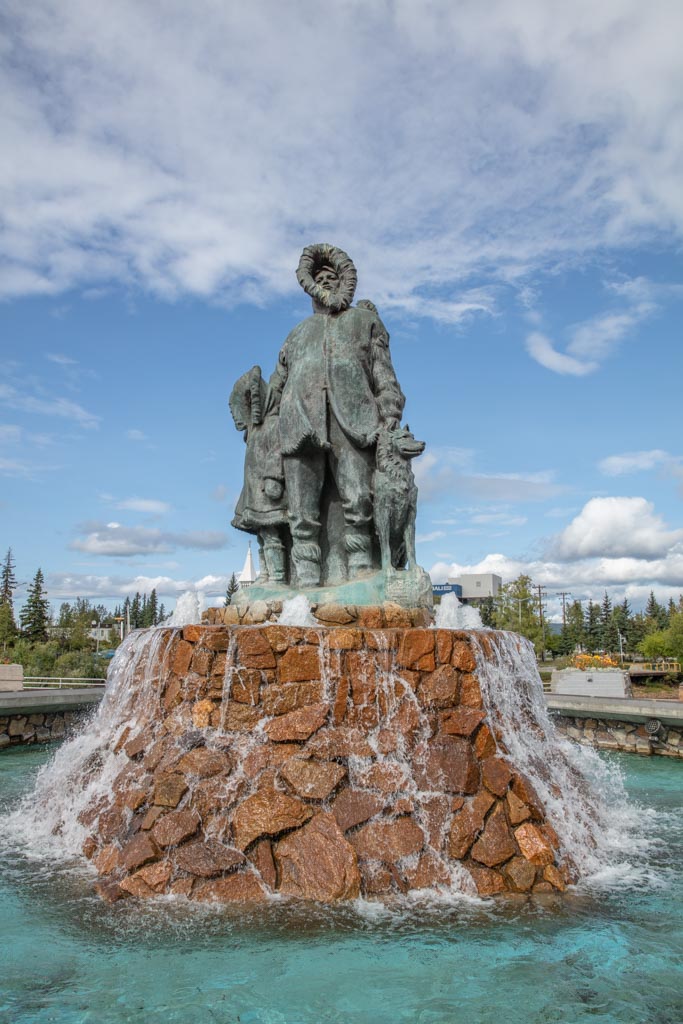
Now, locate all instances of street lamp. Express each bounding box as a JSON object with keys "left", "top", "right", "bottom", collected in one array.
[
  {"left": 91, "top": 619, "right": 100, "bottom": 654},
  {"left": 618, "top": 631, "right": 625, "bottom": 664}
]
